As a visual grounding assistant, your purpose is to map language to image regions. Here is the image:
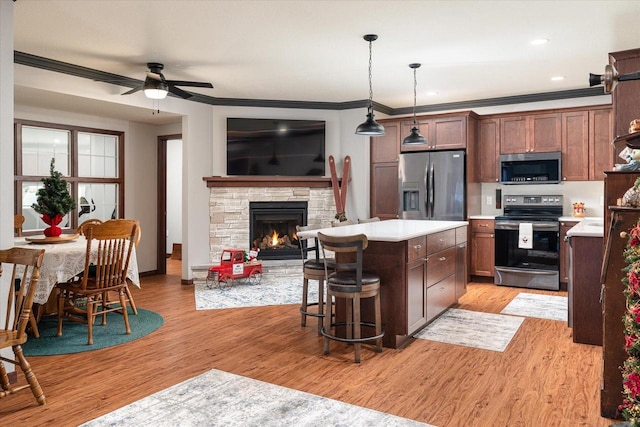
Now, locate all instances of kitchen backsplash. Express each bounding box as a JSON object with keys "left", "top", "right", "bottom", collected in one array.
[{"left": 480, "top": 181, "right": 604, "bottom": 218}]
